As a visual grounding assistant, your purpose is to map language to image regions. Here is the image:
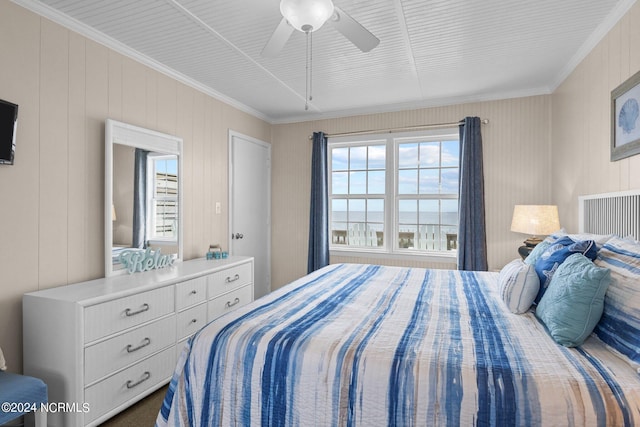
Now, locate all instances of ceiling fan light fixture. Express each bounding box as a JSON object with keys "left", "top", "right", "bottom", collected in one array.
[{"left": 280, "top": 0, "right": 335, "bottom": 33}]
